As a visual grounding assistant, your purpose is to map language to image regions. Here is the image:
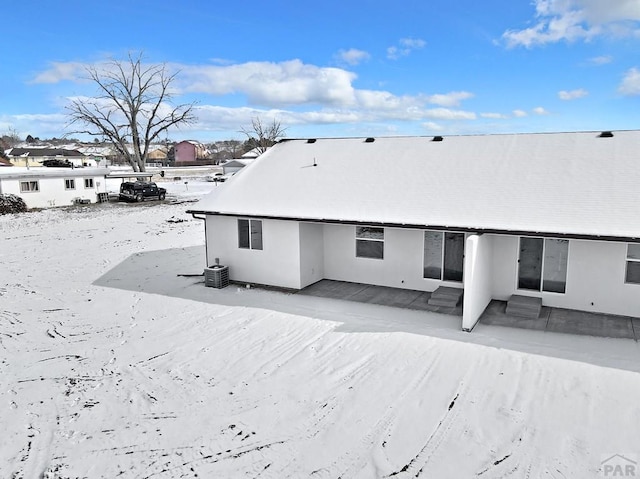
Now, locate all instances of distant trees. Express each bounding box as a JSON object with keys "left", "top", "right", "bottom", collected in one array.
[
  {"left": 240, "top": 117, "right": 286, "bottom": 155},
  {"left": 67, "top": 52, "right": 196, "bottom": 172}
]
